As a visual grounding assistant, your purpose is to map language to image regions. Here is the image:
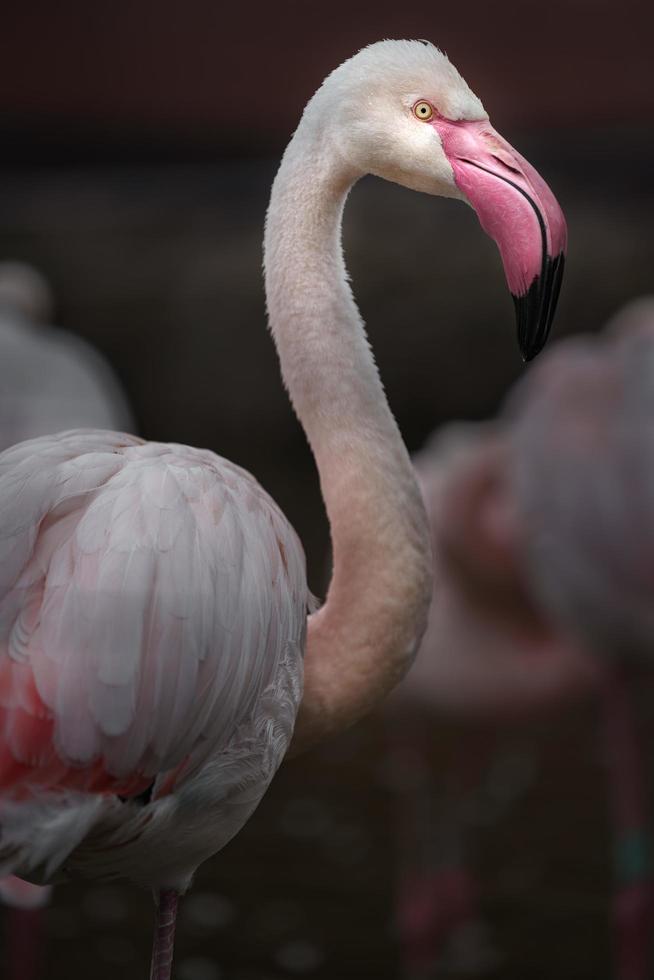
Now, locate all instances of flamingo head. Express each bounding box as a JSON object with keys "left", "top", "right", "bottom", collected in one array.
[{"left": 311, "top": 39, "right": 567, "bottom": 360}]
